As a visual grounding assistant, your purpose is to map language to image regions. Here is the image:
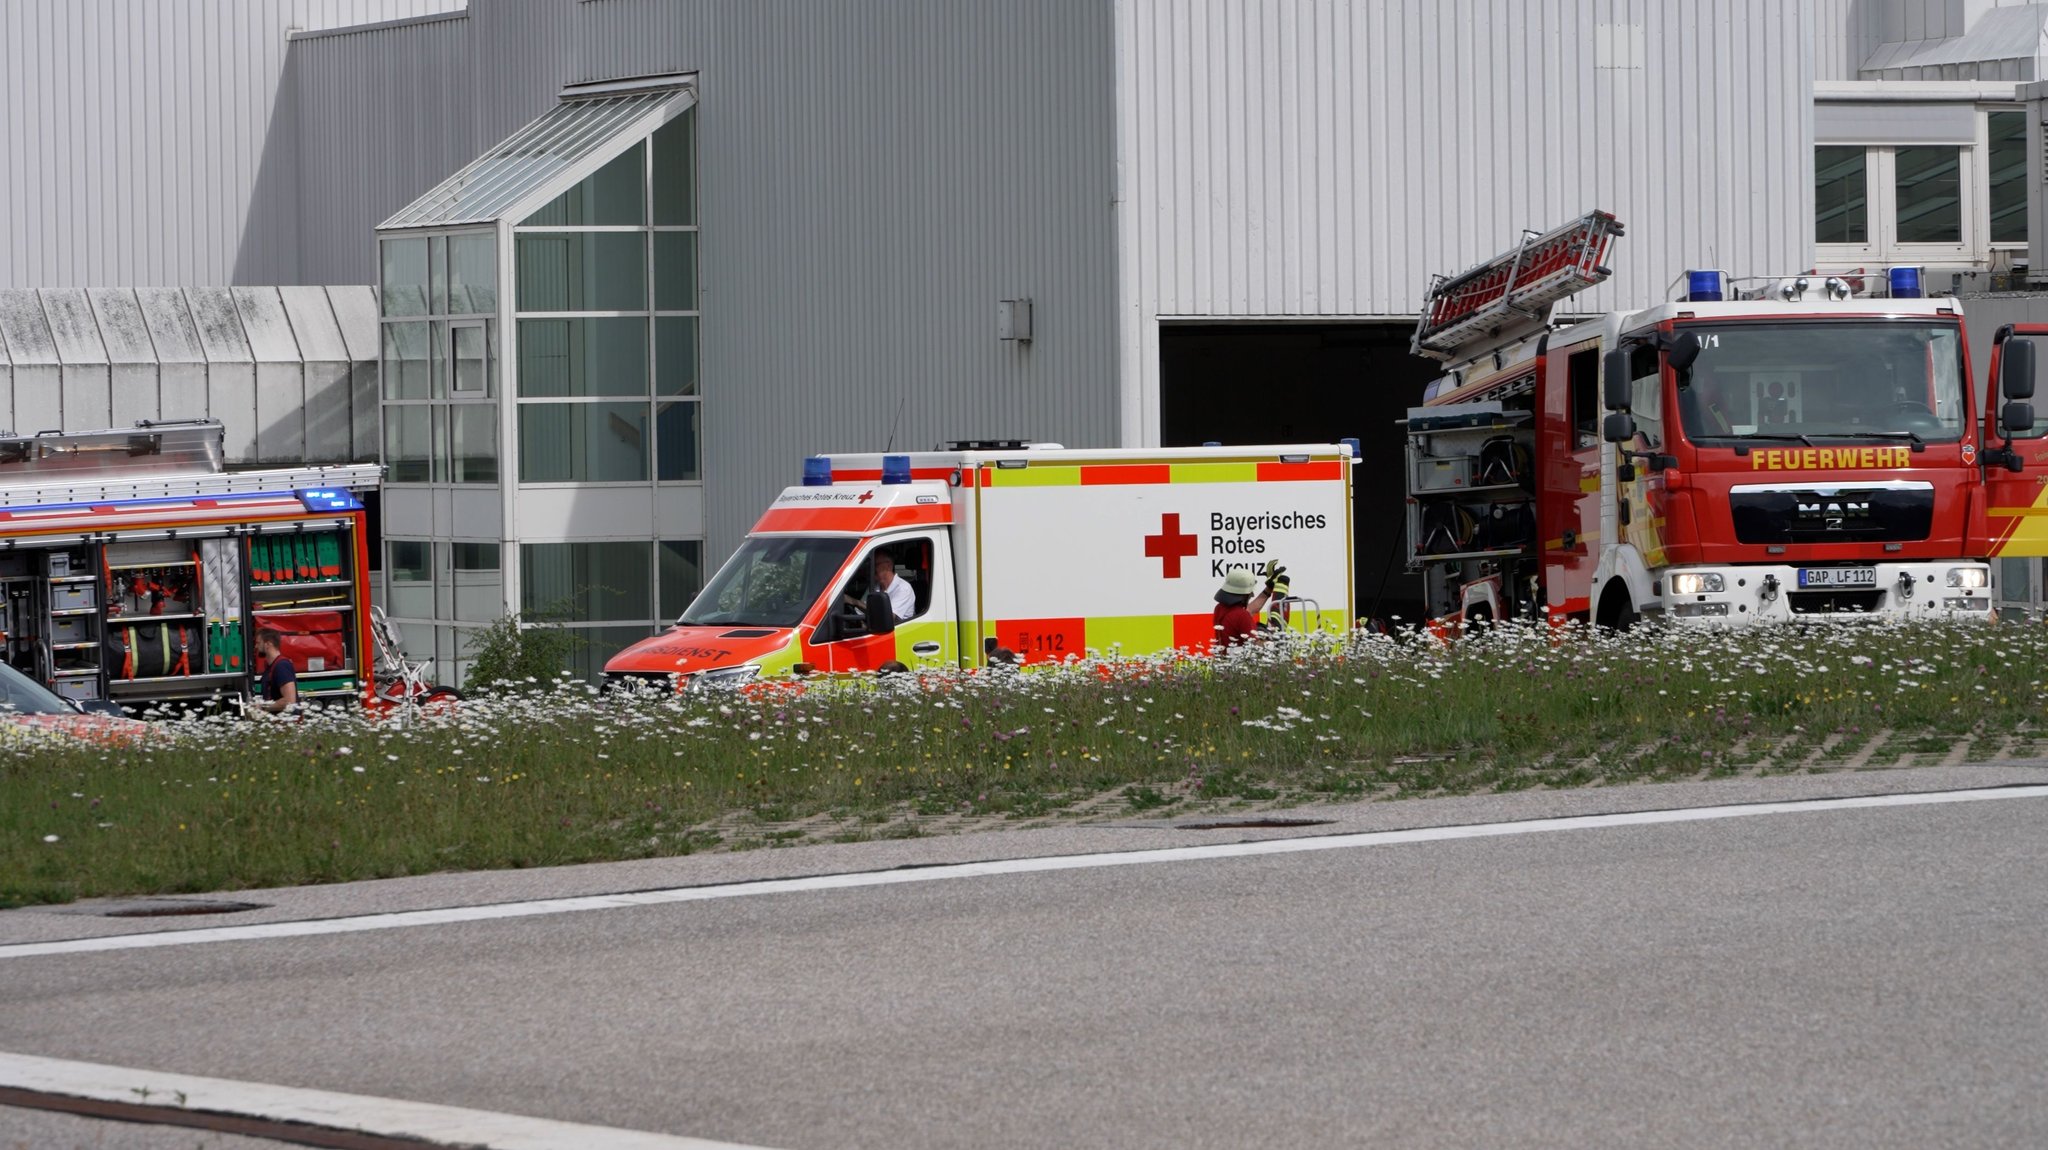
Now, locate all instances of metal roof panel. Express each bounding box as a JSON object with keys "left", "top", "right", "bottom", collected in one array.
[
  {"left": 378, "top": 86, "right": 691, "bottom": 229},
  {"left": 1861, "top": 6, "right": 2048, "bottom": 73},
  {"left": 88, "top": 289, "right": 160, "bottom": 364},
  {"left": 278, "top": 286, "right": 350, "bottom": 362},
  {"left": 0, "top": 290, "right": 58, "bottom": 365},
  {"left": 134, "top": 288, "right": 207, "bottom": 364},
  {"left": 232, "top": 287, "right": 303, "bottom": 362},
  {"left": 39, "top": 290, "right": 109, "bottom": 365},
  {"left": 325, "top": 286, "right": 383, "bottom": 362},
  {"left": 184, "top": 288, "right": 254, "bottom": 363}
]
